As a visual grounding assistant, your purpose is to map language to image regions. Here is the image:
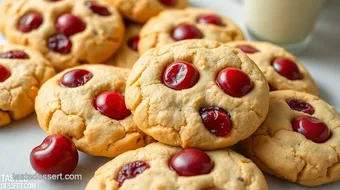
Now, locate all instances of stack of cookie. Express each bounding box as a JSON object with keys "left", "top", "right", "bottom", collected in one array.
[{"left": 0, "top": 0, "right": 339, "bottom": 189}]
